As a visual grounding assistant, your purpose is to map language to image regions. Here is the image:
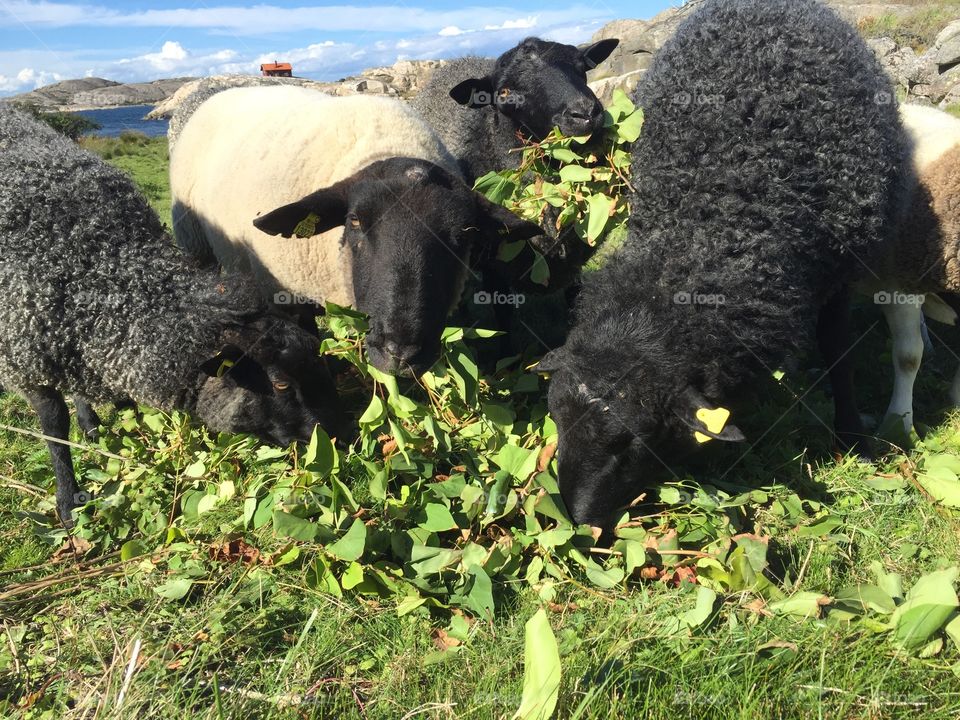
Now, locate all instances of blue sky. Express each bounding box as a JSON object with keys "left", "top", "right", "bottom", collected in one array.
[{"left": 0, "top": 0, "right": 677, "bottom": 95}]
